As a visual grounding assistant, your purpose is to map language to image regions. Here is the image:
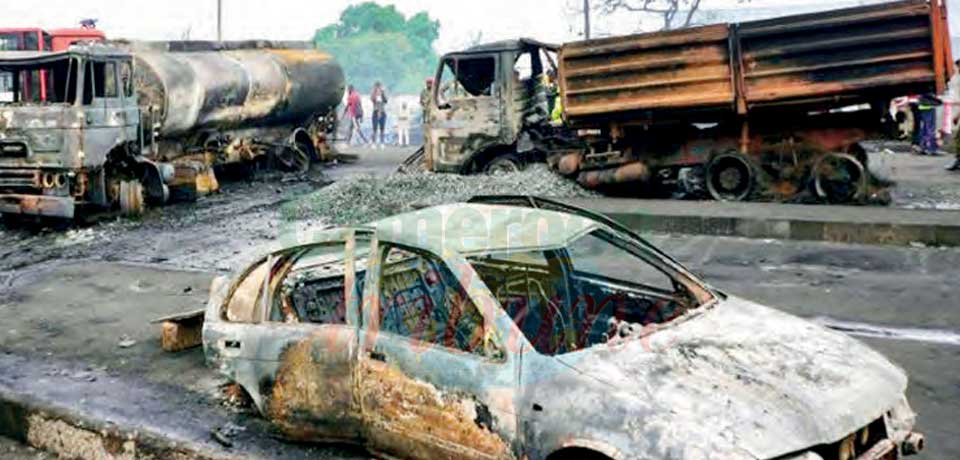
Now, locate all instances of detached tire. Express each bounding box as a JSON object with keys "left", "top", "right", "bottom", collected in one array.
[
  {"left": 484, "top": 154, "right": 523, "bottom": 175},
  {"left": 707, "top": 153, "right": 755, "bottom": 202},
  {"left": 119, "top": 180, "right": 144, "bottom": 217}
]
